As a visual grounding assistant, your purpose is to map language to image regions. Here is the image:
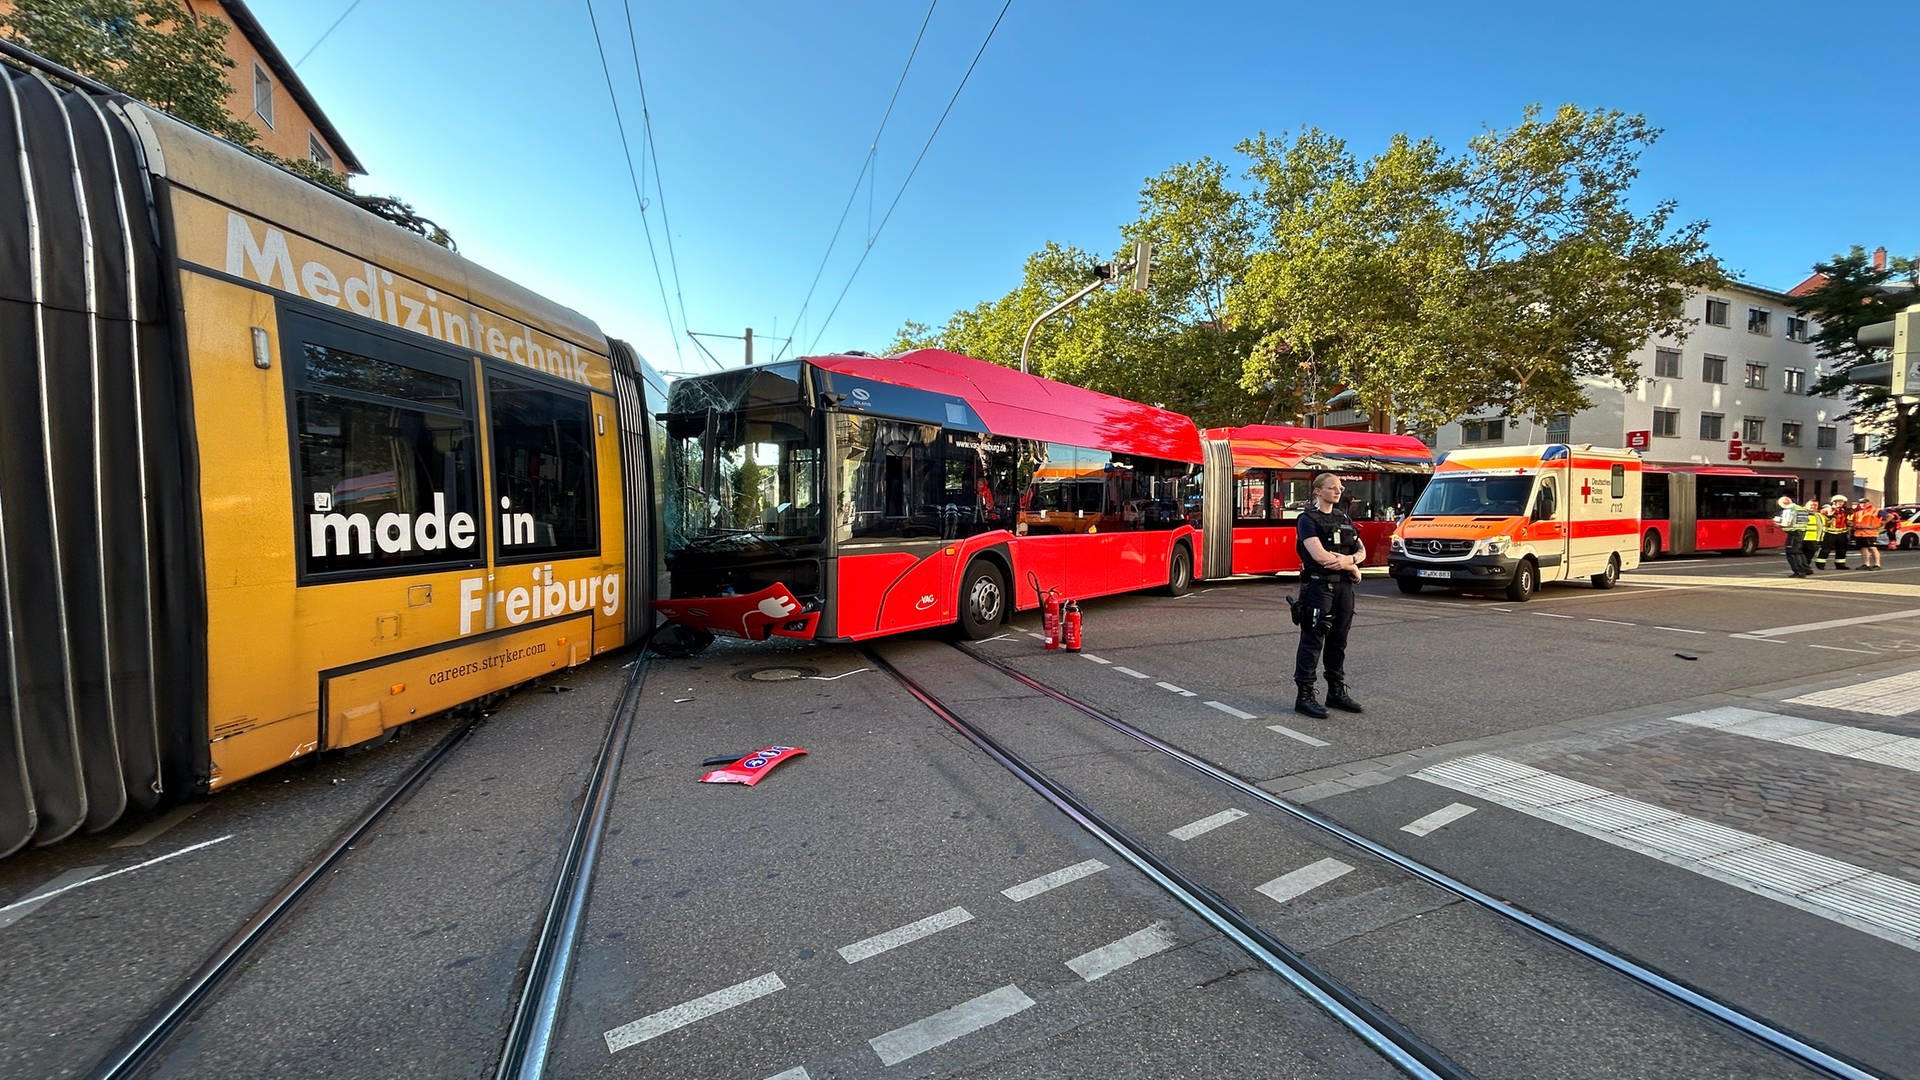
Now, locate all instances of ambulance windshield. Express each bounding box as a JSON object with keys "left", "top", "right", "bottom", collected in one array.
[{"left": 1410, "top": 475, "right": 1534, "bottom": 517}]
